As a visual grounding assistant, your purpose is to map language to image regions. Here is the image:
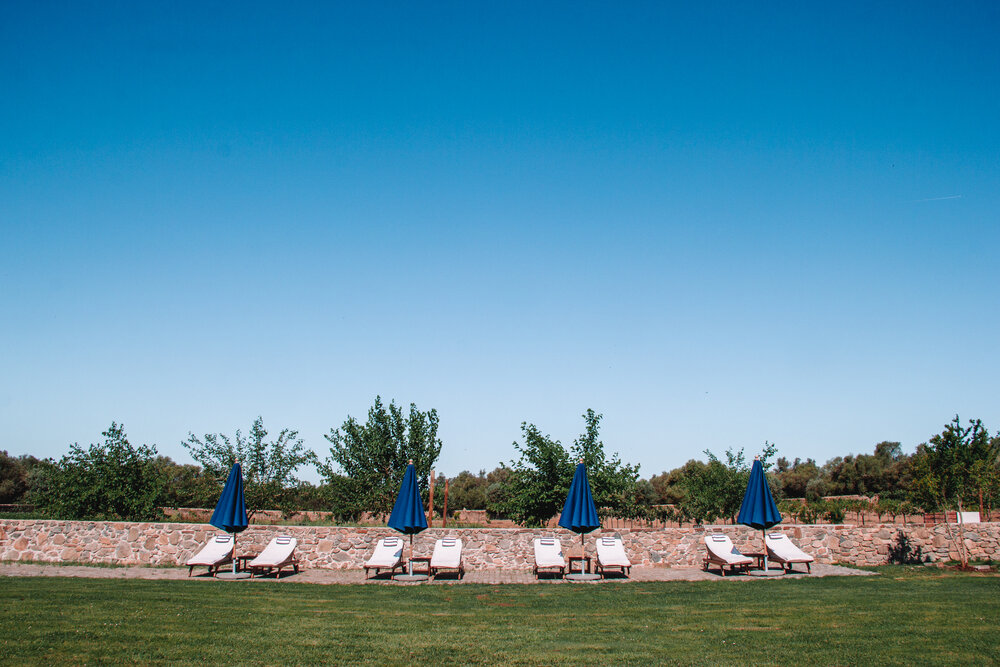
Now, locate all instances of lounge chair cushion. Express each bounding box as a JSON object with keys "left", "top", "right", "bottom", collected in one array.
[
  {"left": 431, "top": 538, "right": 462, "bottom": 569},
  {"left": 249, "top": 535, "right": 297, "bottom": 568},
  {"left": 366, "top": 537, "right": 405, "bottom": 568},
  {"left": 533, "top": 537, "right": 566, "bottom": 568},
  {"left": 186, "top": 534, "right": 234, "bottom": 566},
  {"left": 596, "top": 536, "right": 632, "bottom": 568},
  {"left": 765, "top": 533, "right": 814, "bottom": 563},
  {"left": 704, "top": 534, "right": 753, "bottom": 565}
]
